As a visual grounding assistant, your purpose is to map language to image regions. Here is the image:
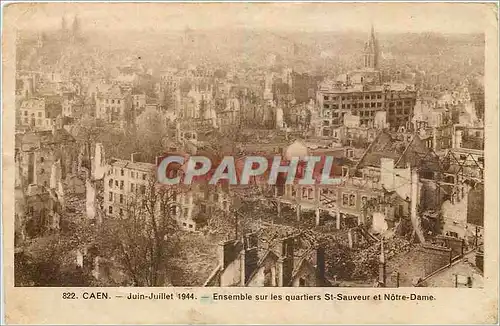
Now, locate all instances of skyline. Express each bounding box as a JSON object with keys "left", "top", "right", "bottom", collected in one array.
[{"left": 7, "top": 2, "right": 493, "bottom": 34}]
